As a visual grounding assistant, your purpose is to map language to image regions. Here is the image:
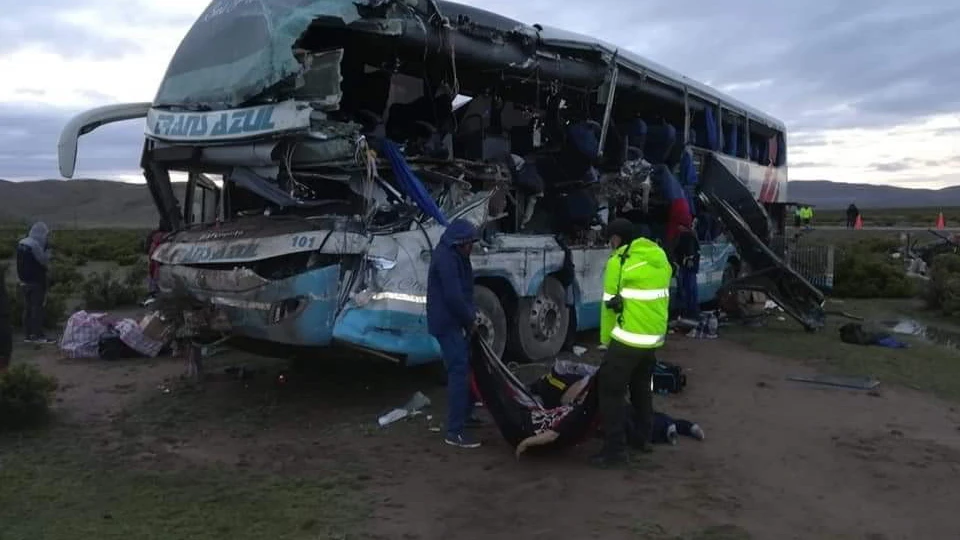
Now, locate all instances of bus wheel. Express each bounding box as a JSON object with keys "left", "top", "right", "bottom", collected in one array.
[
  {"left": 474, "top": 285, "right": 507, "bottom": 360},
  {"left": 508, "top": 277, "right": 570, "bottom": 363}
]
